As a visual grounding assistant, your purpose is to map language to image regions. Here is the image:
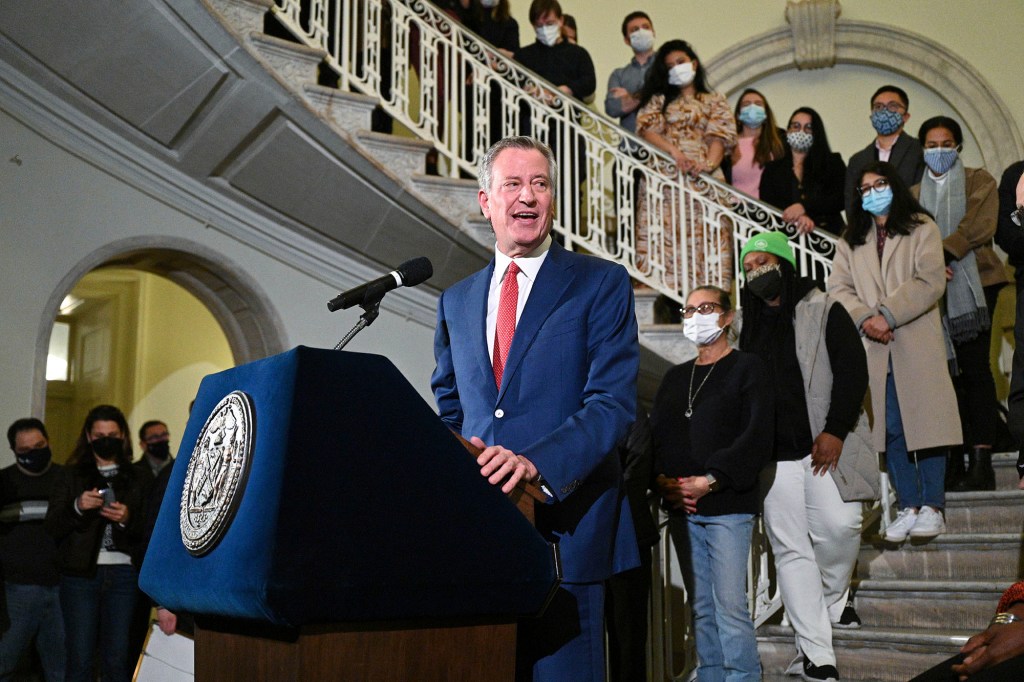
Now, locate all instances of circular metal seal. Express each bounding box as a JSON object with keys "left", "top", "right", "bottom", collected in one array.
[{"left": 179, "top": 391, "right": 256, "bottom": 556}]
